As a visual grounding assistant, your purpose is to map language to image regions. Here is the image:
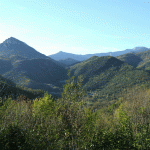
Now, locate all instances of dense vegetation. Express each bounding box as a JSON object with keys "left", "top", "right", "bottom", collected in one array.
[
  {"left": 137, "top": 59, "right": 150, "bottom": 71},
  {"left": 1, "top": 37, "right": 150, "bottom": 149},
  {"left": 1, "top": 38, "right": 150, "bottom": 105},
  {"left": 117, "top": 49, "right": 150, "bottom": 69},
  {"left": 116, "top": 52, "right": 142, "bottom": 68},
  {"left": 0, "top": 37, "right": 68, "bottom": 98},
  {"left": 0, "top": 74, "right": 45, "bottom": 105},
  {"left": 69, "top": 56, "right": 150, "bottom": 110},
  {"left": 57, "top": 58, "right": 81, "bottom": 67},
  {"left": 1, "top": 71, "right": 150, "bottom": 149},
  {"left": 0, "top": 56, "right": 68, "bottom": 98}
]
